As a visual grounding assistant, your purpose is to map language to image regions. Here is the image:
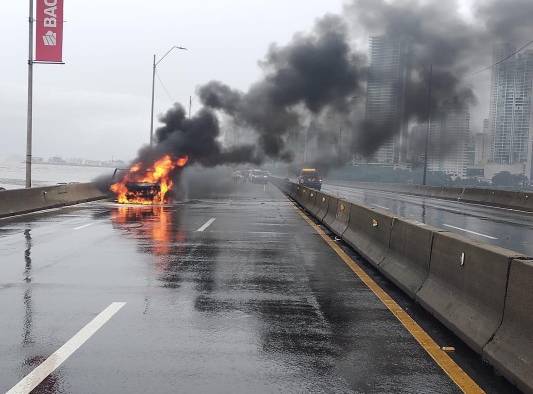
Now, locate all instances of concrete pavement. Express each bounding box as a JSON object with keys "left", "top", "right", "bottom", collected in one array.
[{"left": 0, "top": 182, "right": 518, "bottom": 393}]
